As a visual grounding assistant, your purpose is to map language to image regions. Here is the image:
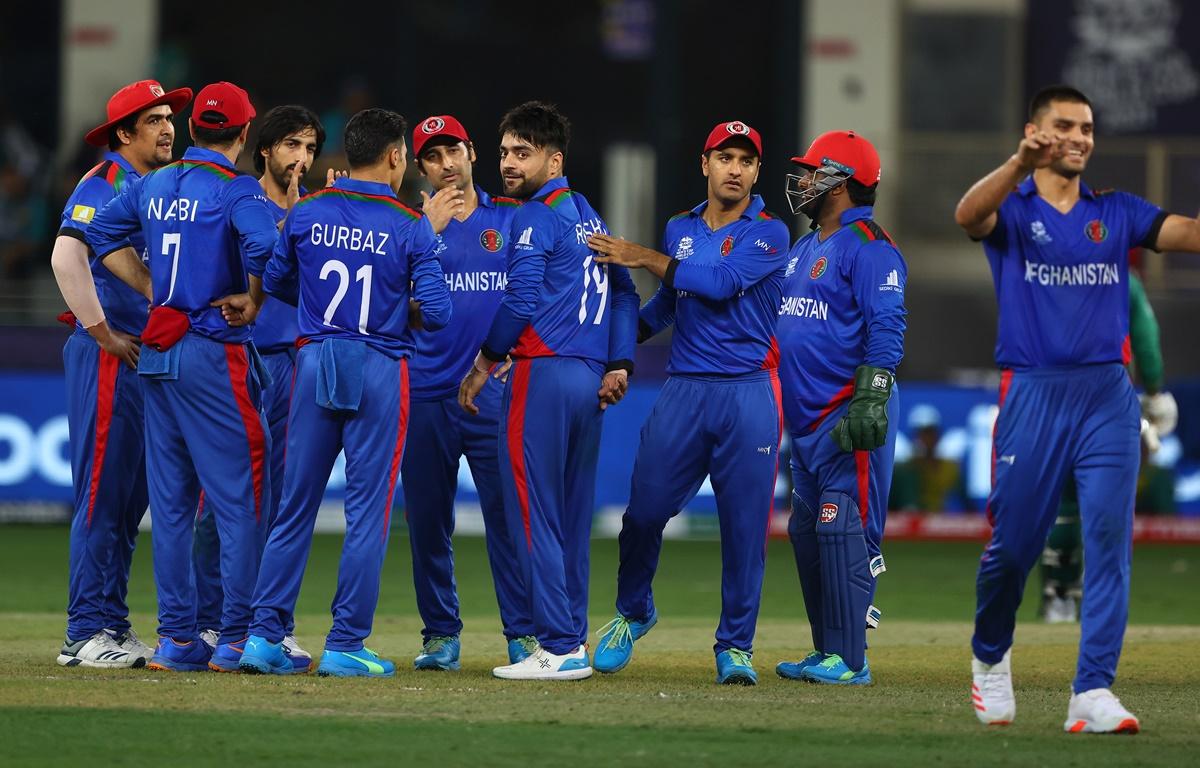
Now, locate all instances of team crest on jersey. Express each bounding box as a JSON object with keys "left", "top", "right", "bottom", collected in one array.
[
  {"left": 721, "top": 235, "right": 734, "bottom": 256},
  {"left": 1084, "top": 219, "right": 1108, "bottom": 243},
  {"left": 421, "top": 117, "right": 445, "bottom": 134},
  {"left": 785, "top": 256, "right": 799, "bottom": 277},
  {"left": 675, "top": 235, "right": 694, "bottom": 259},
  {"left": 810, "top": 256, "right": 828, "bottom": 279},
  {"left": 820, "top": 503, "right": 838, "bottom": 523},
  {"left": 479, "top": 228, "right": 503, "bottom": 252}
]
